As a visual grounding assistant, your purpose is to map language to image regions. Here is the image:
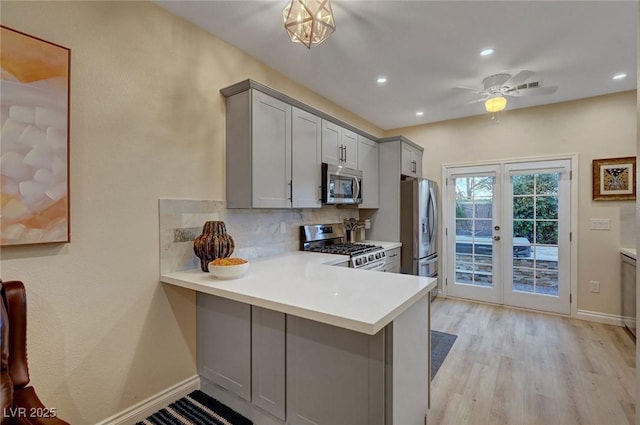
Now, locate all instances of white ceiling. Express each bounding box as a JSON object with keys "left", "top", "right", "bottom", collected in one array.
[{"left": 155, "top": 0, "right": 637, "bottom": 130}]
